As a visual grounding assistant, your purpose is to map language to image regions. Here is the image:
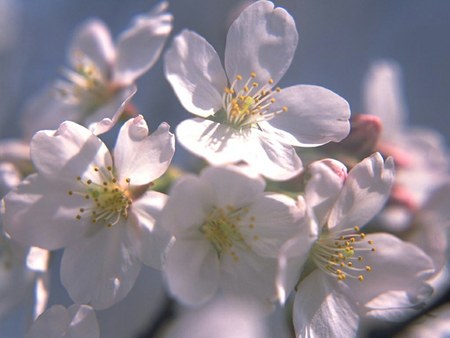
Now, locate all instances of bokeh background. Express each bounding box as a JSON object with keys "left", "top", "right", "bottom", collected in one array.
[{"left": 0, "top": 0, "right": 449, "bottom": 337}]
